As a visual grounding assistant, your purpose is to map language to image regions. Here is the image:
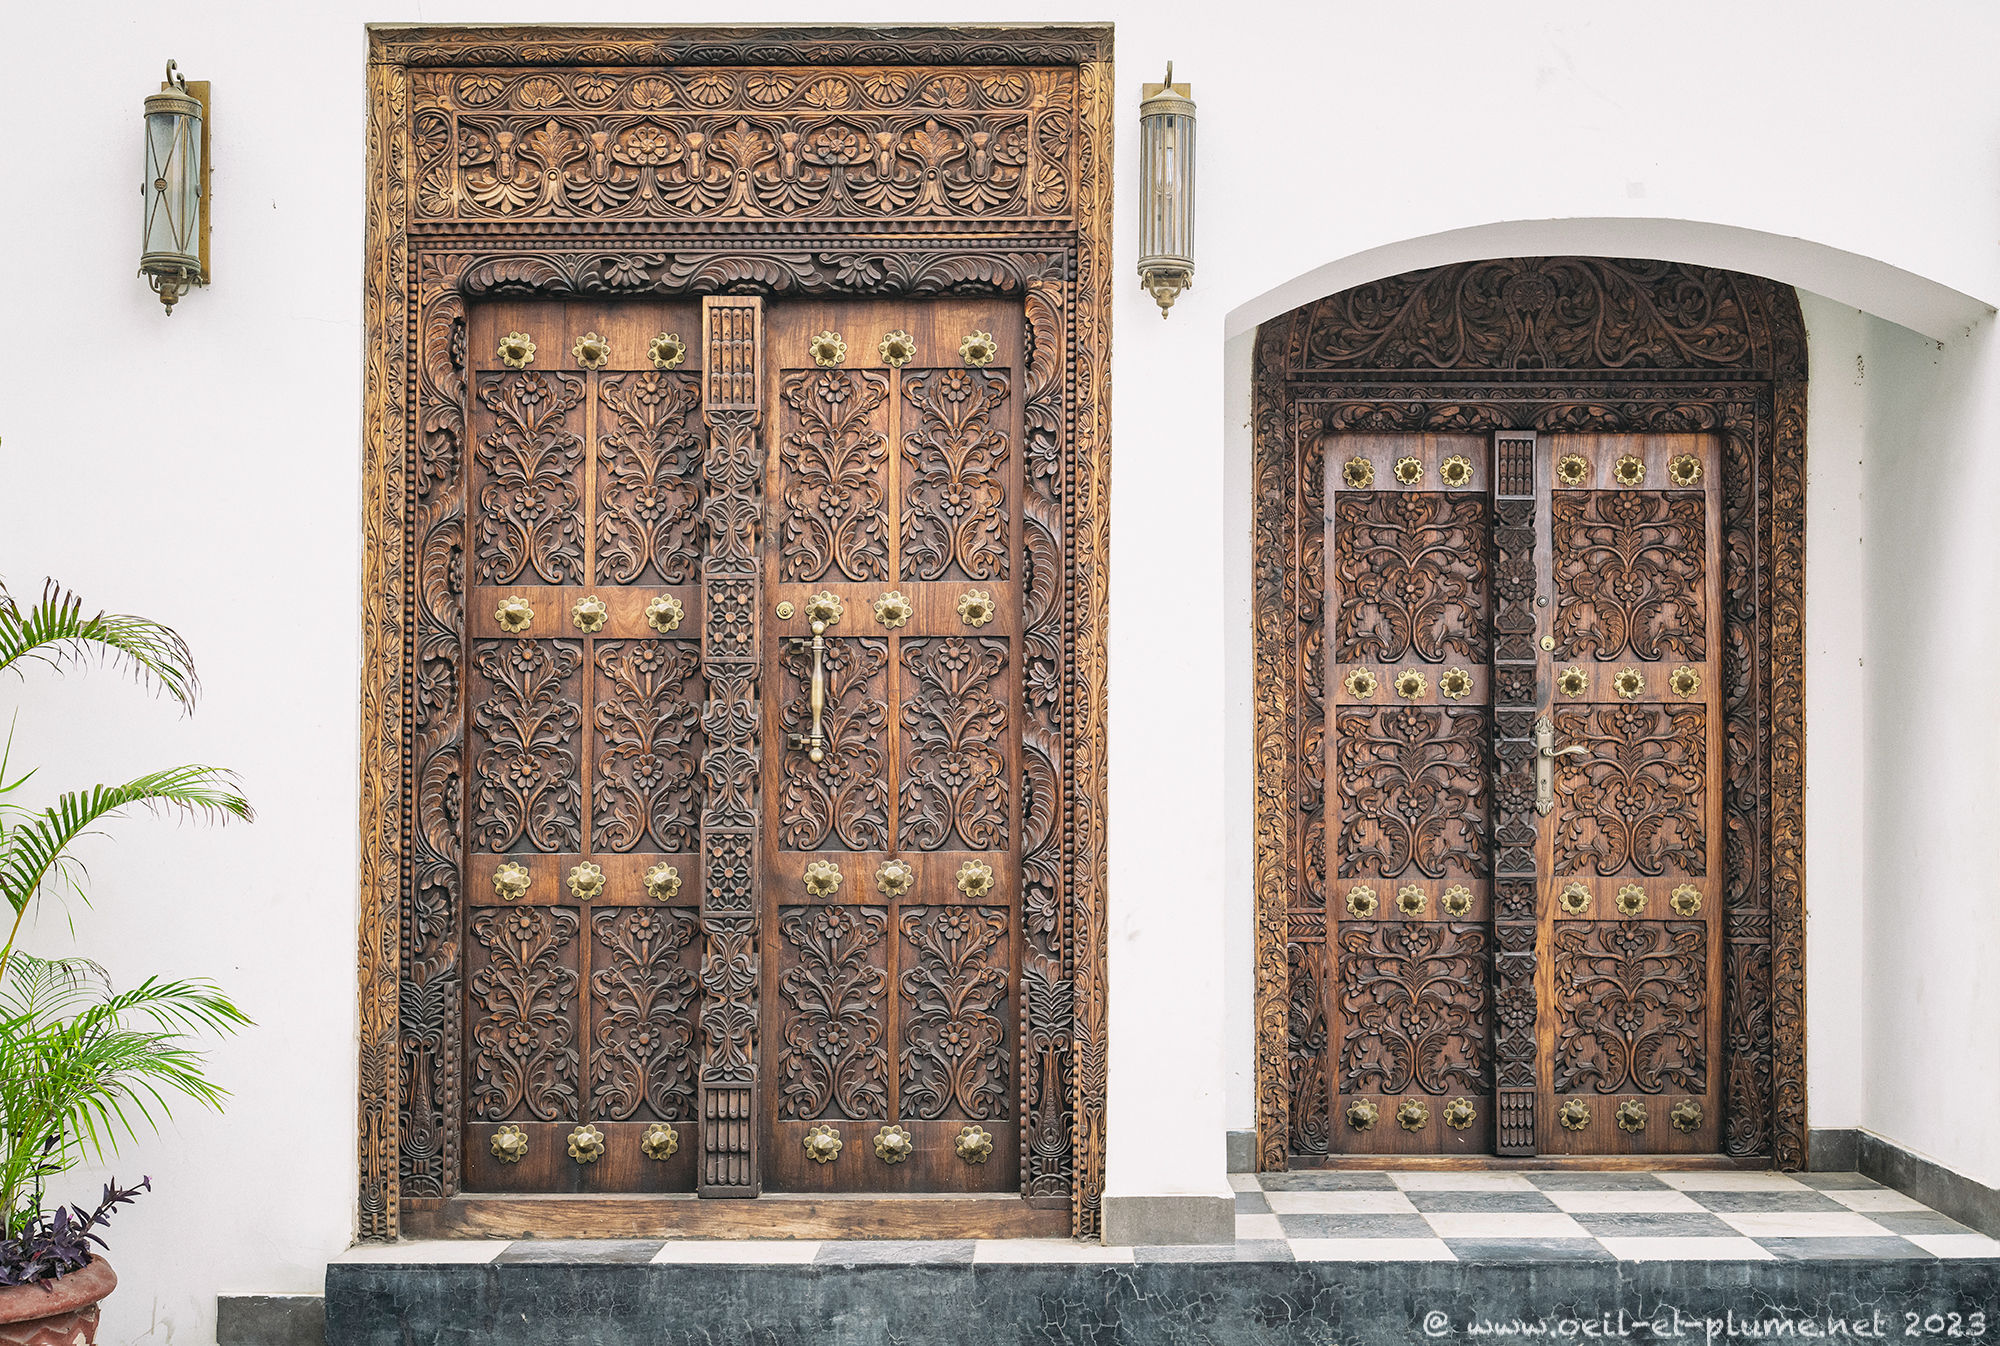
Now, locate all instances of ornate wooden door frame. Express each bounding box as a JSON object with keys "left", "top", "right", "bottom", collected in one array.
[
  {"left": 357, "top": 24, "right": 1113, "bottom": 1239},
  {"left": 1250, "top": 258, "right": 1808, "bottom": 1170}
]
